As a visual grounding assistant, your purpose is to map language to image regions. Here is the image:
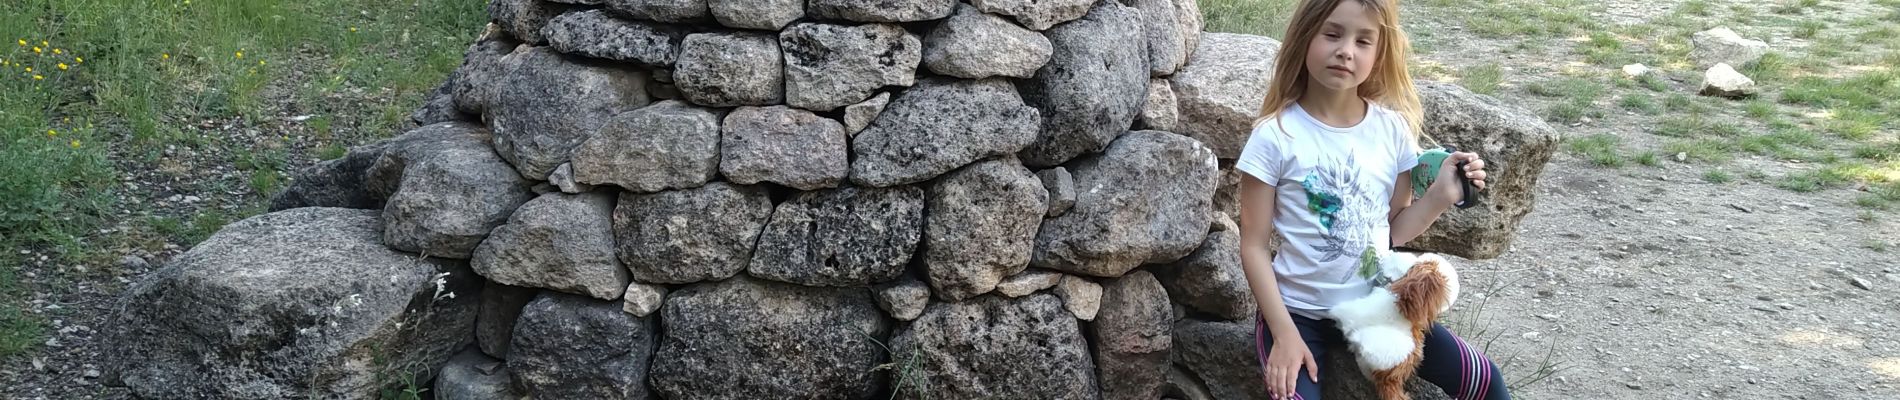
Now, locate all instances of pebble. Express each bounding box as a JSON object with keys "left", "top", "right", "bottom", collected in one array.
[
  {"left": 1537, "top": 314, "right": 1559, "bottom": 321},
  {"left": 1776, "top": 303, "right": 1795, "bottom": 310},
  {"left": 1756, "top": 295, "right": 1774, "bottom": 301},
  {"left": 1626, "top": 382, "right": 1644, "bottom": 390},
  {"left": 1851, "top": 277, "right": 1873, "bottom": 290}
]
